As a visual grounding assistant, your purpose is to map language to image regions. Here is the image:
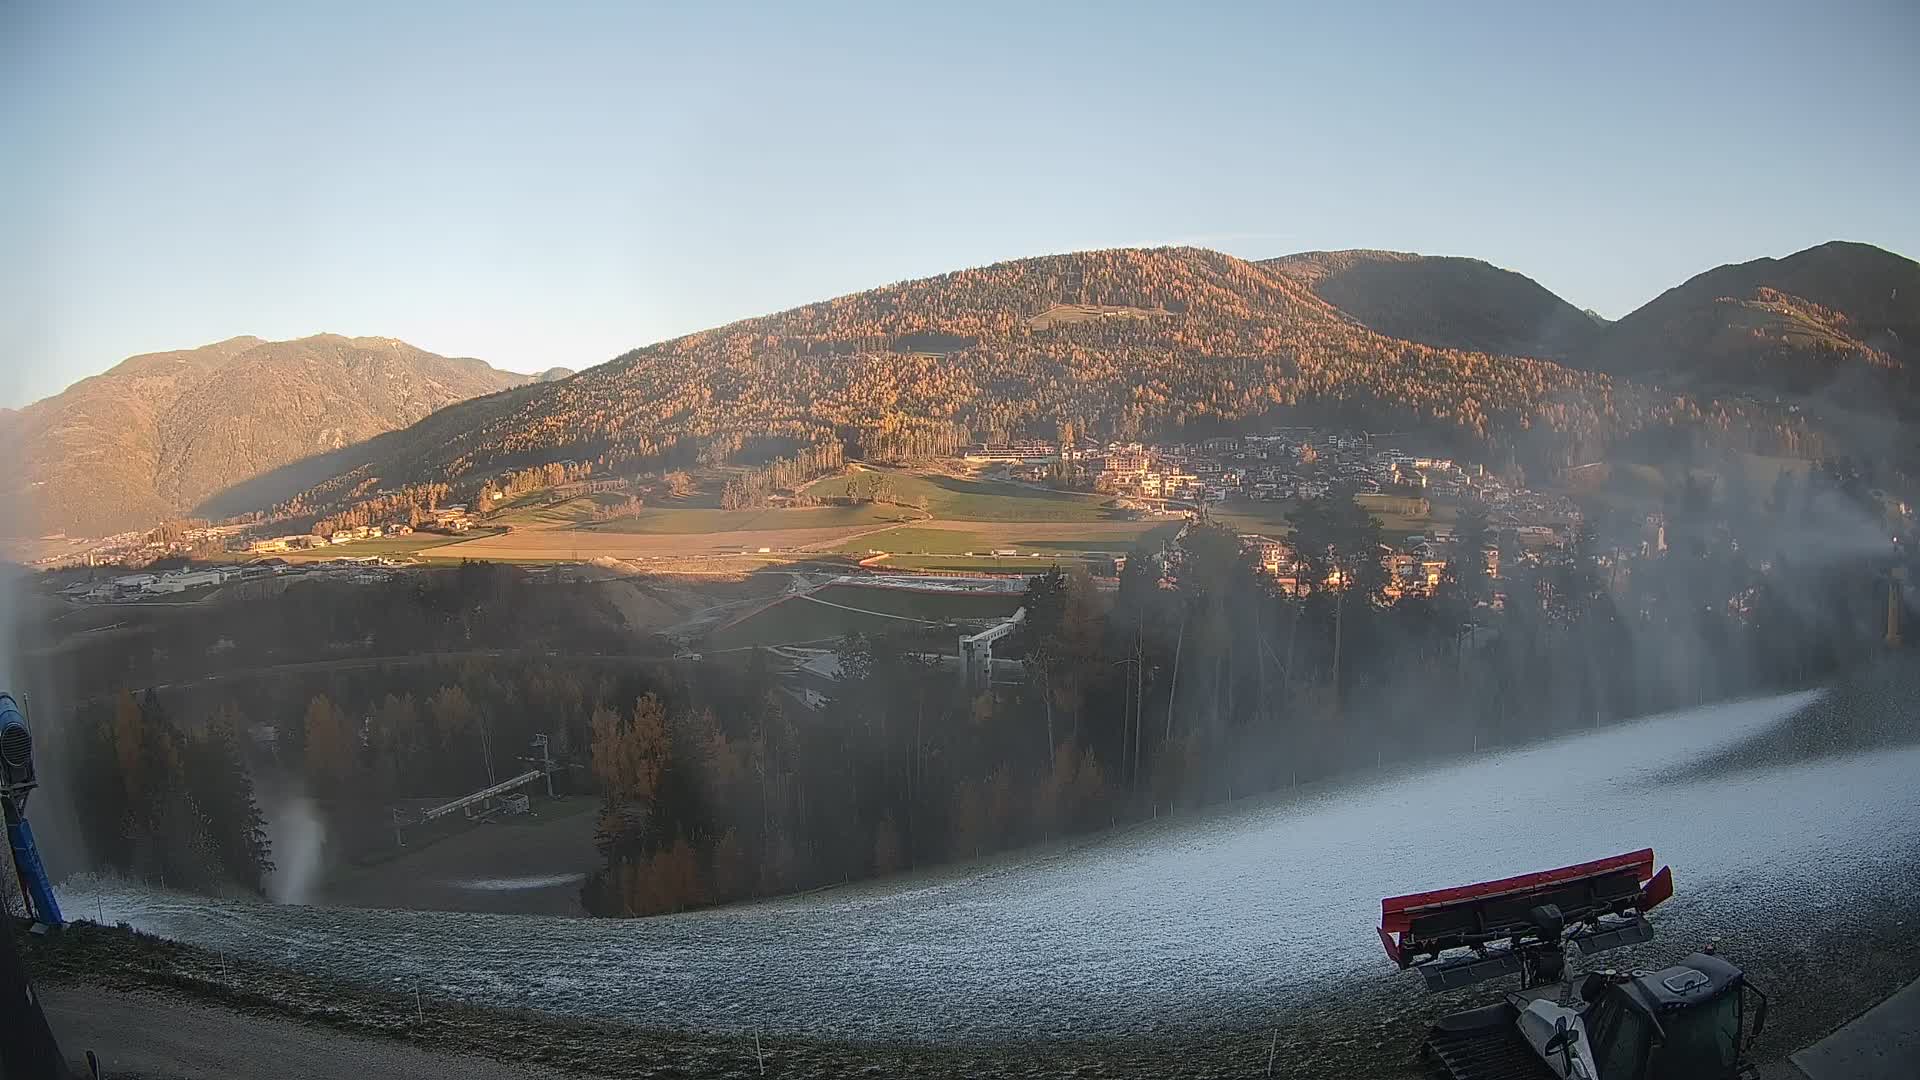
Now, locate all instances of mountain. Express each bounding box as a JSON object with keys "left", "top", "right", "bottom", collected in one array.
[
  {"left": 253, "top": 247, "right": 1824, "bottom": 524},
  {"left": 535, "top": 367, "right": 576, "bottom": 382},
  {"left": 1263, "top": 250, "right": 1606, "bottom": 361},
  {"left": 2, "top": 334, "right": 531, "bottom": 537},
  {"left": 1575, "top": 241, "right": 1917, "bottom": 404}
]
